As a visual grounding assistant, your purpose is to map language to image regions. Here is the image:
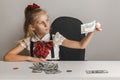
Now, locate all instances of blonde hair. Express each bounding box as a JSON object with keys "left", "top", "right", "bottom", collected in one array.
[
  {"left": 18, "top": 3, "right": 47, "bottom": 43},
  {"left": 24, "top": 8, "right": 46, "bottom": 39}
]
